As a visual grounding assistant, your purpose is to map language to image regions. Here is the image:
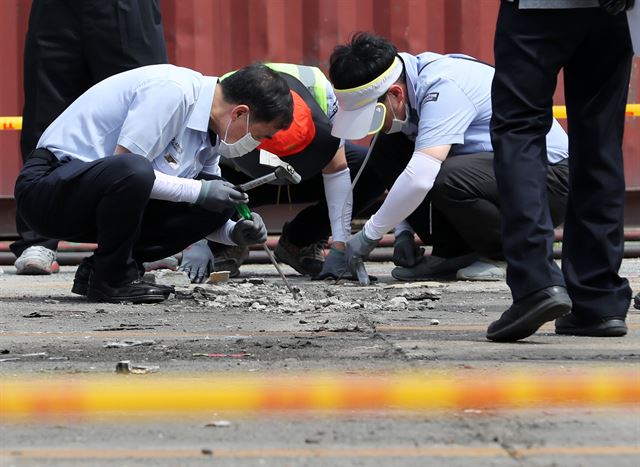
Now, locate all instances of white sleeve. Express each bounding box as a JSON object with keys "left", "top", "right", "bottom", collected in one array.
[
  {"left": 149, "top": 171, "right": 202, "bottom": 203},
  {"left": 205, "top": 220, "right": 237, "bottom": 245},
  {"left": 322, "top": 168, "right": 352, "bottom": 243},
  {"left": 363, "top": 153, "right": 441, "bottom": 240}
]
